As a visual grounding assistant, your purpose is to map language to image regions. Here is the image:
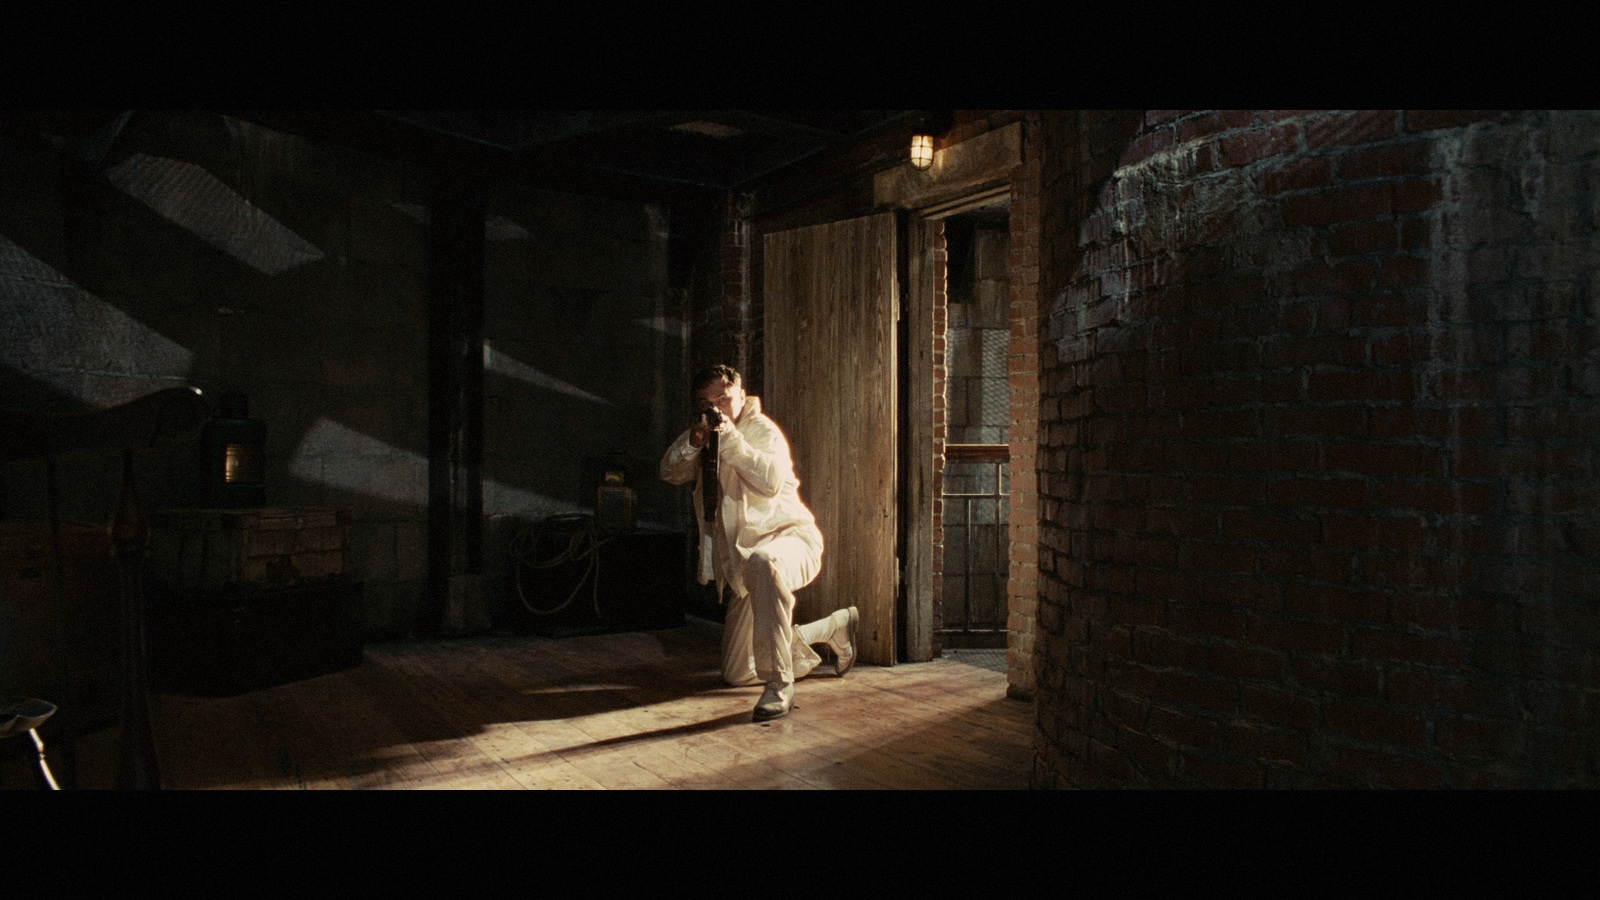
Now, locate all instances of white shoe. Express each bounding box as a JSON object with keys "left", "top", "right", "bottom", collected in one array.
[
  {"left": 830, "top": 606, "right": 860, "bottom": 677},
  {"left": 753, "top": 681, "right": 794, "bottom": 721}
]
